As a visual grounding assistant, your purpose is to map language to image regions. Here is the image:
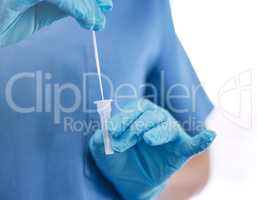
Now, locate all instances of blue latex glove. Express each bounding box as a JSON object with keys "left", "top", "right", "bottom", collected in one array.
[
  {"left": 90, "top": 99, "right": 216, "bottom": 200},
  {"left": 0, "top": 0, "right": 113, "bottom": 47}
]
